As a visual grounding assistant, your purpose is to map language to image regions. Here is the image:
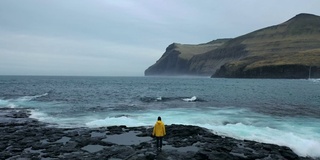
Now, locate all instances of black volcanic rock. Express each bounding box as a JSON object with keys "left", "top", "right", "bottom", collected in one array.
[{"left": 0, "top": 108, "right": 315, "bottom": 160}]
